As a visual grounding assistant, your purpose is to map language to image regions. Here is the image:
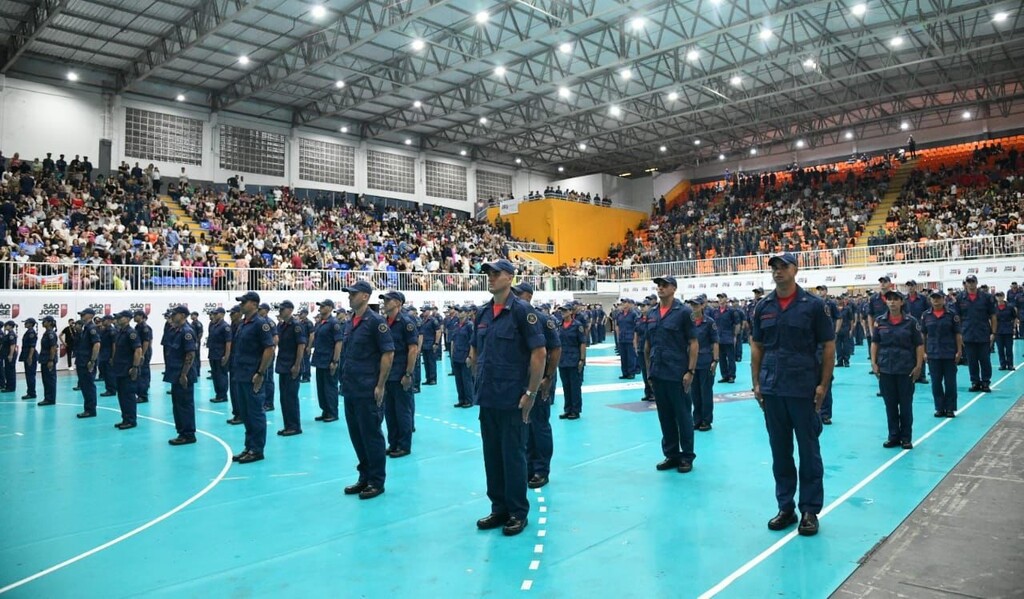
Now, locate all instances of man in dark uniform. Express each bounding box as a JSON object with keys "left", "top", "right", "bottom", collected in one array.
[
  {"left": 635, "top": 297, "right": 654, "bottom": 401},
  {"left": 813, "top": 285, "right": 839, "bottom": 424},
  {"left": 133, "top": 311, "right": 153, "bottom": 403},
  {"left": 190, "top": 311, "right": 204, "bottom": 380},
  {"left": 164, "top": 306, "right": 198, "bottom": 445},
  {"left": 379, "top": 290, "right": 419, "bottom": 457},
  {"left": 470, "top": 259, "right": 545, "bottom": 536},
  {"left": 0, "top": 321, "right": 16, "bottom": 393},
  {"left": 111, "top": 310, "right": 142, "bottom": 430},
  {"left": 74, "top": 308, "right": 101, "bottom": 418},
  {"left": 406, "top": 305, "right": 423, "bottom": 393},
  {"left": 714, "top": 293, "right": 741, "bottom": 384},
  {"left": 226, "top": 306, "right": 244, "bottom": 424},
  {"left": 835, "top": 295, "right": 854, "bottom": 367},
  {"left": 922, "top": 290, "right": 962, "bottom": 417},
  {"left": 866, "top": 277, "right": 892, "bottom": 348},
  {"left": 275, "top": 300, "right": 307, "bottom": 437},
  {"left": 512, "top": 283, "right": 561, "bottom": 489},
  {"left": 956, "top": 275, "right": 997, "bottom": 392},
  {"left": 38, "top": 316, "right": 58, "bottom": 406},
  {"left": 733, "top": 299, "right": 747, "bottom": 363},
  {"left": 752, "top": 252, "right": 834, "bottom": 537},
  {"left": 556, "top": 302, "right": 587, "bottom": 422},
  {"left": 97, "top": 316, "right": 116, "bottom": 397},
  {"left": 444, "top": 306, "right": 459, "bottom": 376},
  {"left": 207, "top": 307, "right": 231, "bottom": 404},
  {"left": 645, "top": 276, "right": 699, "bottom": 473},
  {"left": 230, "top": 292, "right": 276, "bottom": 463},
  {"left": 419, "top": 306, "right": 442, "bottom": 385},
  {"left": 310, "top": 299, "right": 343, "bottom": 423},
  {"left": 297, "top": 307, "right": 313, "bottom": 382},
  {"left": 904, "top": 280, "right": 929, "bottom": 384},
  {"left": 257, "top": 303, "right": 277, "bottom": 411},
  {"left": 689, "top": 295, "right": 719, "bottom": 432},
  {"left": 1009, "top": 282, "right": 1024, "bottom": 339},
  {"left": 20, "top": 318, "right": 38, "bottom": 400},
  {"left": 613, "top": 298, "right": 639, "bottom": 379},
  {"left": 451, "top": 304, "right": 476, "bottom": 408},
  {"left": 994, "top": 292, "right": 1017, "bottom": 371},
  {"left": 339, "top": 280, "right": 395, "bottom": 500}
]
